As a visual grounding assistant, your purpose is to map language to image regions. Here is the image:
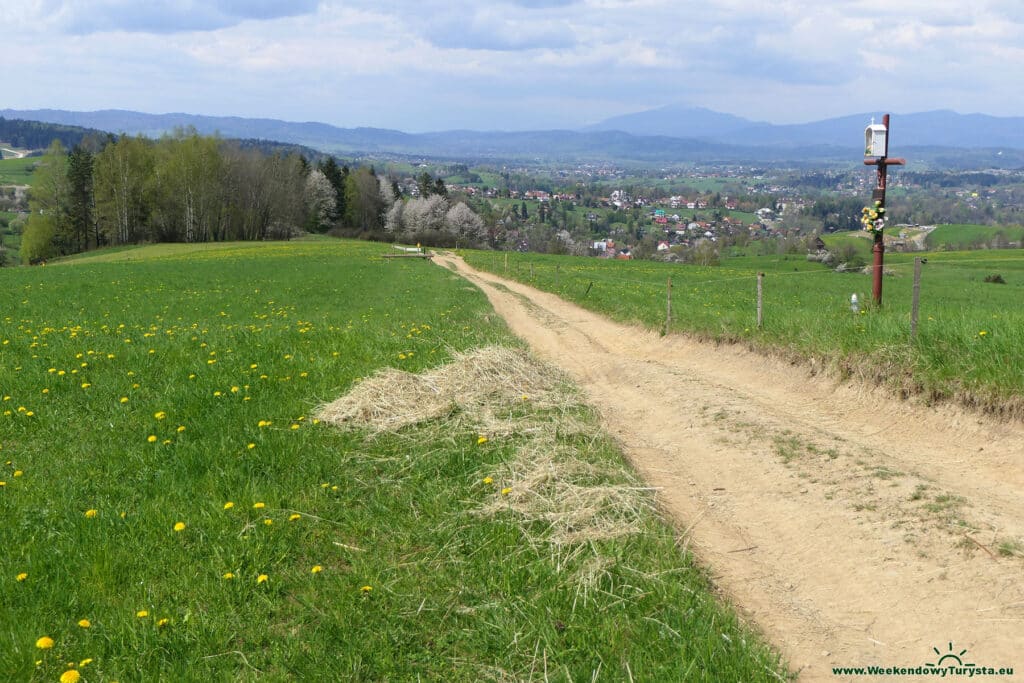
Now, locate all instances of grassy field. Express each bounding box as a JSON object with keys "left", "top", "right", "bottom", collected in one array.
[
  {"left": 925, "top": 223, "right": 1024, "bottom": 249},
  {"left": 464, "top": 248, "right": 1024, "bottom": 417},
  {"left": 0, "top": 238, "right": 787, "bottom": 681},
  {"left": 0, "top": 157, "right": 37, "bottom": 185}
]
